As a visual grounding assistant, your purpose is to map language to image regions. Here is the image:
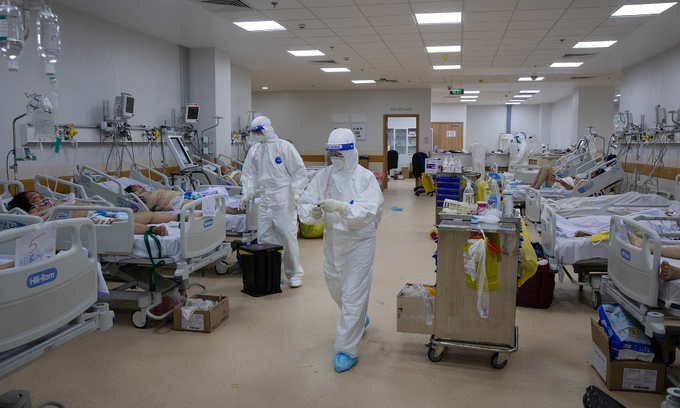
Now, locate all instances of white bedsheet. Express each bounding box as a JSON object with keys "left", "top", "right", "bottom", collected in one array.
[
  {"left": 102, "top": 221, "right": 183, "bottom": 263},
  {"left": 550, "top": 208, "right": 680, "bottom": 238},
  {"left": 97, "top": 177, "right": 149, "bottom": 192},
  {"left": 542, "top": 192, "right": 680, "bottom": 218},
  {"left": 513, "top": 187, "right": 565, "bottom": 201},
  {"left": 554, "top": 236, "right": 609, "bottom": 265}
]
